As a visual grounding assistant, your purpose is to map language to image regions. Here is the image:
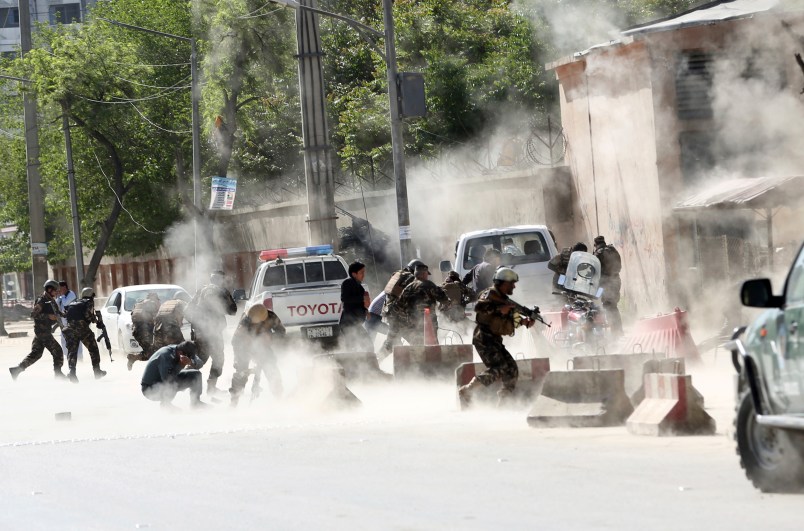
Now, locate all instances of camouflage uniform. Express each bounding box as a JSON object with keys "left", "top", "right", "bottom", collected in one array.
[
  {"left": 63, "top": 298, "right": 105, "bottom": 380},
  {"left": 230, "top": 310, "right": 286, "bottom": 404},
  {"left": 152, "top": 299, "right": 187, "bottom": 351},
  {"left": 547, "top": 247, "right": 573, "bottom": 292},
  {"left": 381, "top": 269, "right": 415, "bottom": 351},
  {"left": 14, "top": 291, "right": 65, "bottom": 375},
  {"left": 394, "top": 278, "right": 451, "bottom": 345},
  {"left": 188, "top": 283, "right": 237, "bottom": 387},
  {"left": 441, "top": 273, "right": 475, "bottom": 322},
  {"left": 129, "top": 297, "right": 160, "bottom": 364},
  {"left": 472, "top": 287, "right": 519, "bottom": 393},
  {"left": 594, "top": 240, "right": 623, "bottom": 335}
]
